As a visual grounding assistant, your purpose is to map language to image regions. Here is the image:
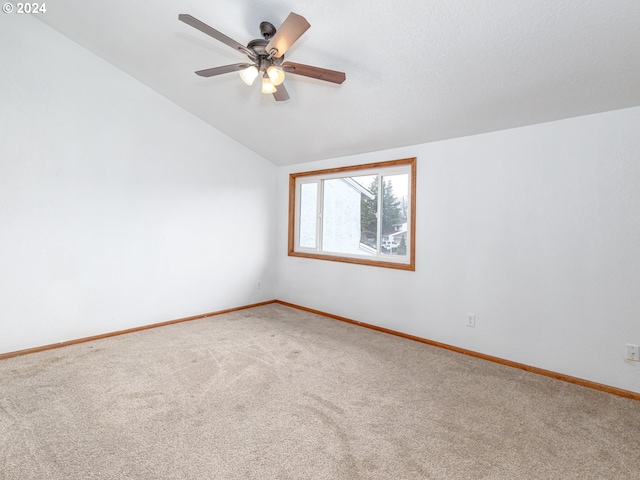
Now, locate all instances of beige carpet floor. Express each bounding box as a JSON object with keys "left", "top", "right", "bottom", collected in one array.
[{"left": 1, "top": 304, "right": 639, "bottom": 479}]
